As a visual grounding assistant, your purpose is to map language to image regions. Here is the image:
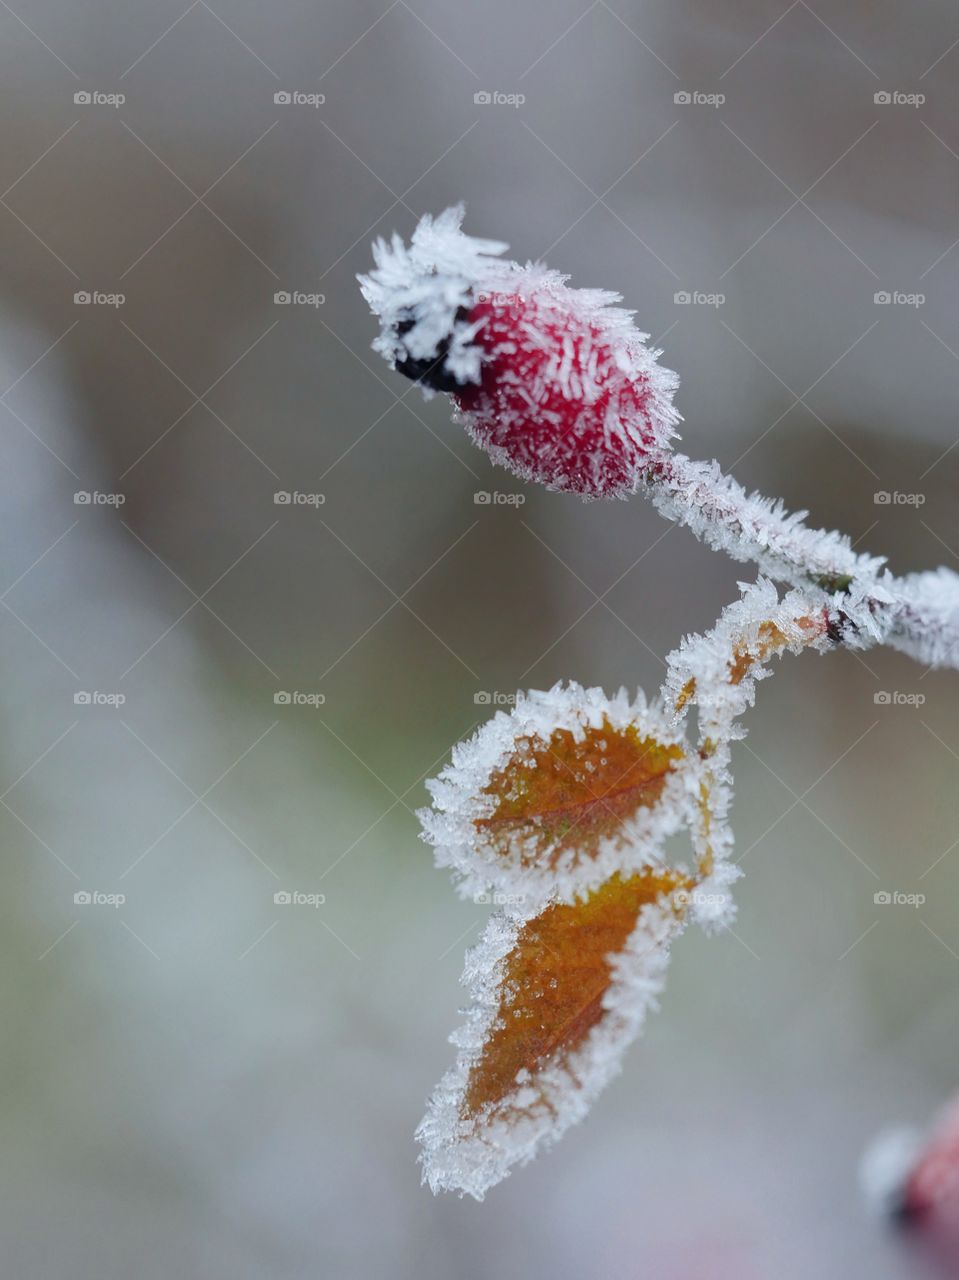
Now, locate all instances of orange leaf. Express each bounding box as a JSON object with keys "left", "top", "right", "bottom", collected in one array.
[
  {"left": 464, "top": 866, "right": 689, "bottom": 1117},
  {"left": 417, "top": 864, "right": 691, "bottom": 1198},
  {"left": 477, "top": 718, "right": 684, "bottom": 869},
  {"left": 419, "top": 684, "right": 690, "bottom": 902}
]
